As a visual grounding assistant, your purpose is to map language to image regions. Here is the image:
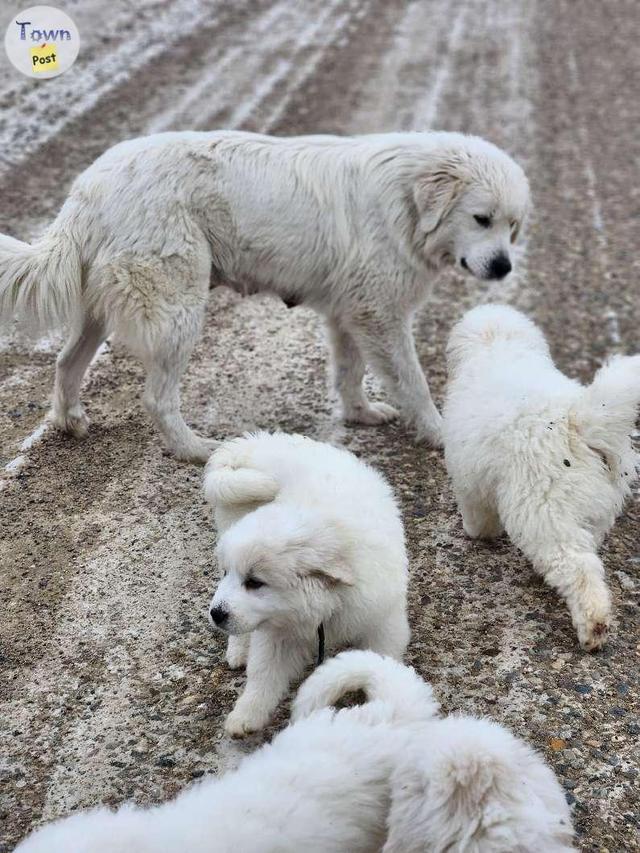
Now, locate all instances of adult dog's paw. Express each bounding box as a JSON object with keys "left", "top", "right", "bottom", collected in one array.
[
  {"left": 50, "top": 404, "right": 90, "bottom": 438},
  {"left": 344, "top": 401, "right": 399, "bottom": 426},
  {"left": 414, "top": 420, "right": 444, "bottom": 448}
]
